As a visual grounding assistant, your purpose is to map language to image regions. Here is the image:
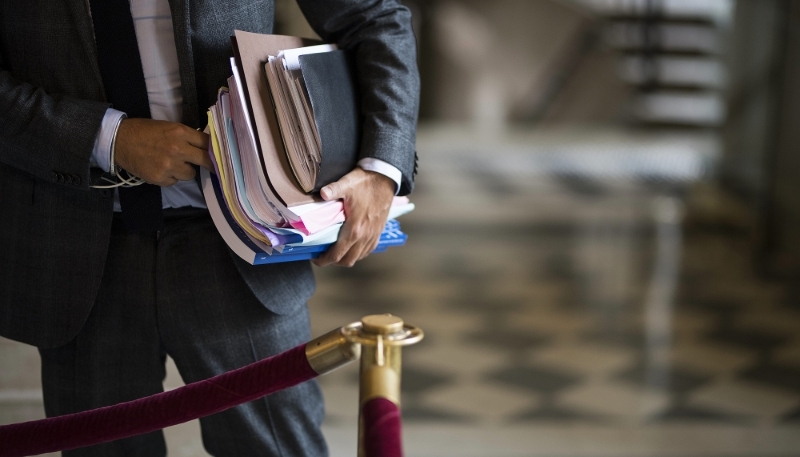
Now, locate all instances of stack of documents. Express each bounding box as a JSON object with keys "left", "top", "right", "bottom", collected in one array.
[
  {"left": 265, "top": 44, "right": 361, "bottom": 193},
  {"left": 200, "top": 31, "right": 414, "bottom": 265}
]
